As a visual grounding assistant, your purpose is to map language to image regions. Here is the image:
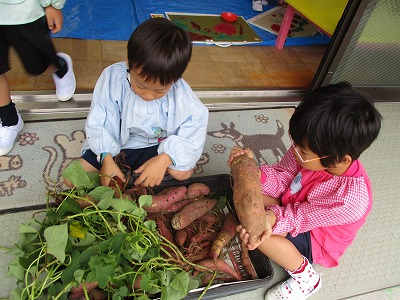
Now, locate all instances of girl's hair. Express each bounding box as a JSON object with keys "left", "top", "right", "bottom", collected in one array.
[
  {"left": 127, "top": 18, "right": 192, "bottom": 86},
  {"left": 289, "top": 81, "right": 382, "bottom": 167}
]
